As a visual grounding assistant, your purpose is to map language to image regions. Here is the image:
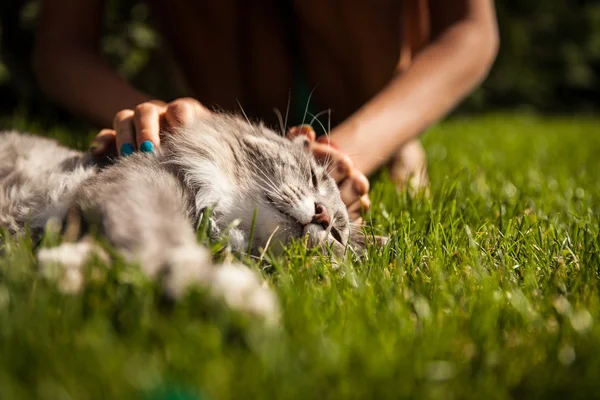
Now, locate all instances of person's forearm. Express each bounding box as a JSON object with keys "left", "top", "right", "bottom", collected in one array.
[
  {"left": 330, "top": 20, "right": 499, "bottom": 176},
  {"left": 33, "top": 46, "right": 154, "bottom": 127}
]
